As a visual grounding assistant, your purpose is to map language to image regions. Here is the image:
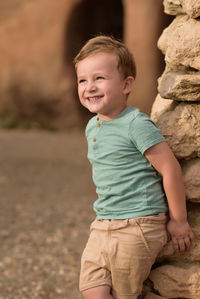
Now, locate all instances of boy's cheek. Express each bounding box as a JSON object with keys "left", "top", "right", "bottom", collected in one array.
[{"left": 77, "top": 90, "right": 82, "bottom": 99}]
